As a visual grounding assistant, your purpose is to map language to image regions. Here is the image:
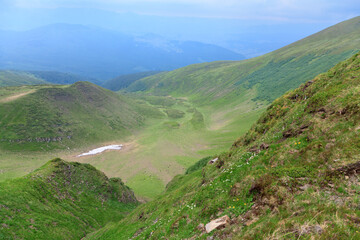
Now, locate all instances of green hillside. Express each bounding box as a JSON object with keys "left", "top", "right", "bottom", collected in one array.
[
  {"left": 0, "top": 158, "right": 138, "bottom": 240},
  {"left": 102, "top": 71, "right": 162, "bottom": 91},
  {"left": 87, "top": 53, "right": 360, "bottom": 239},
  {"left": 0, "top": 81, "right": 162, "bottom": 151},
  {"left": 127, "top": 16, "right": 360, "bottom": 104},
  {"left": 83, "top": 16, "right": 360, "bottom": 200},
  {"left": 0, "top": 71, "right": 48, "bottom": 86}
]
